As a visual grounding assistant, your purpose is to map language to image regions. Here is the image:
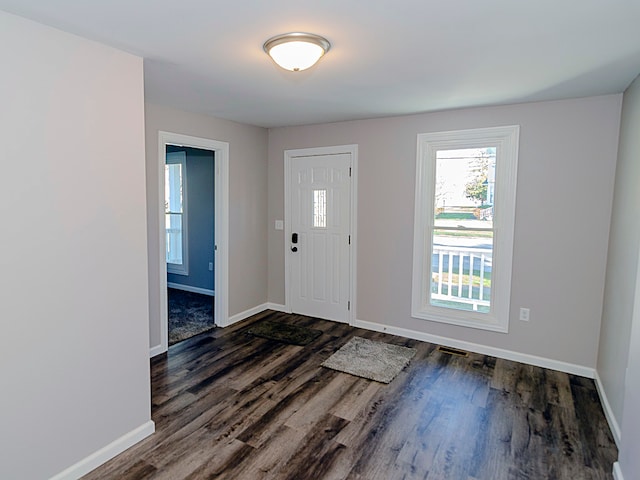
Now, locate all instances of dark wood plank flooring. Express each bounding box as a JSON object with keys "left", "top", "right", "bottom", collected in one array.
[{"left": 84, "top": 311, "right": 617, "bottom": 479}]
